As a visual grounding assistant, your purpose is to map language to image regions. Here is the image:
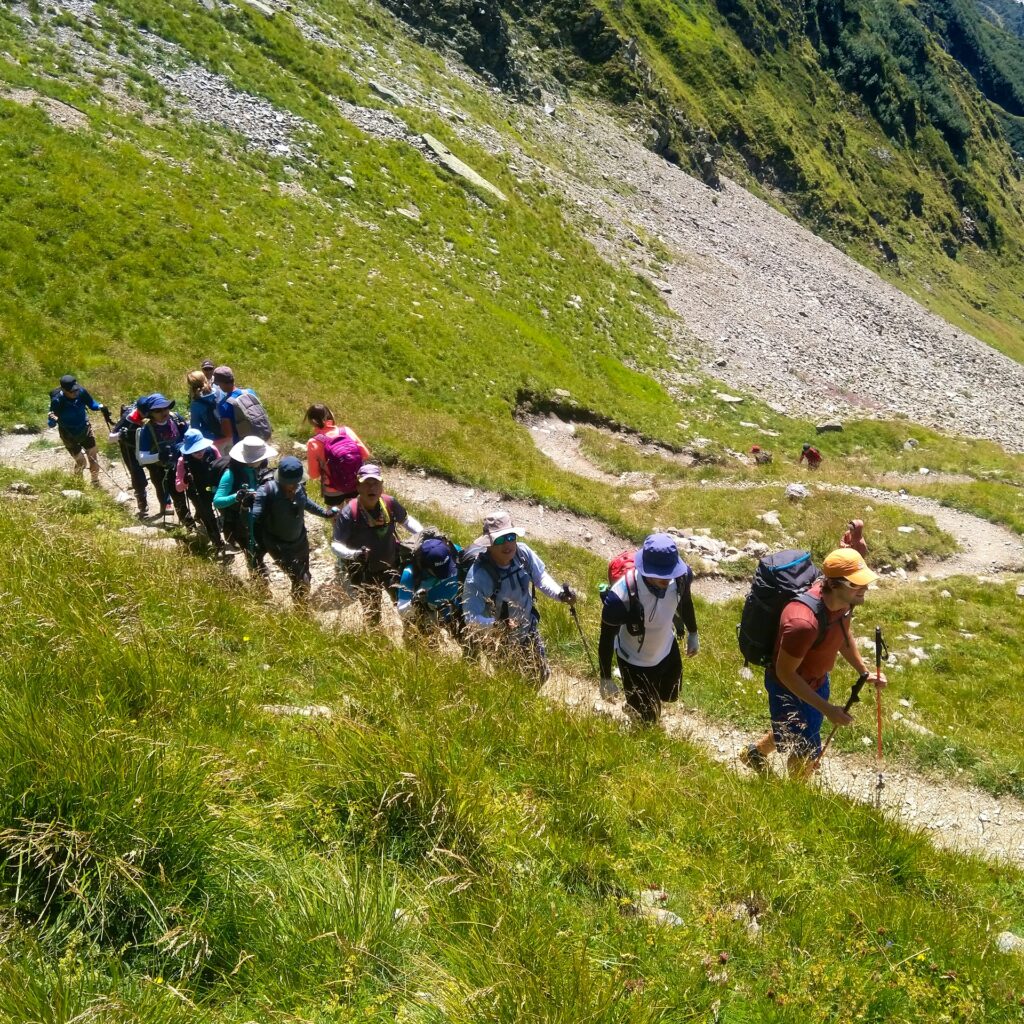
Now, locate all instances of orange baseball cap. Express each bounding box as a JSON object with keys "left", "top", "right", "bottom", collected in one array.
[{"left": 822, "top": 548, "right": 878, "bottom": 587}]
